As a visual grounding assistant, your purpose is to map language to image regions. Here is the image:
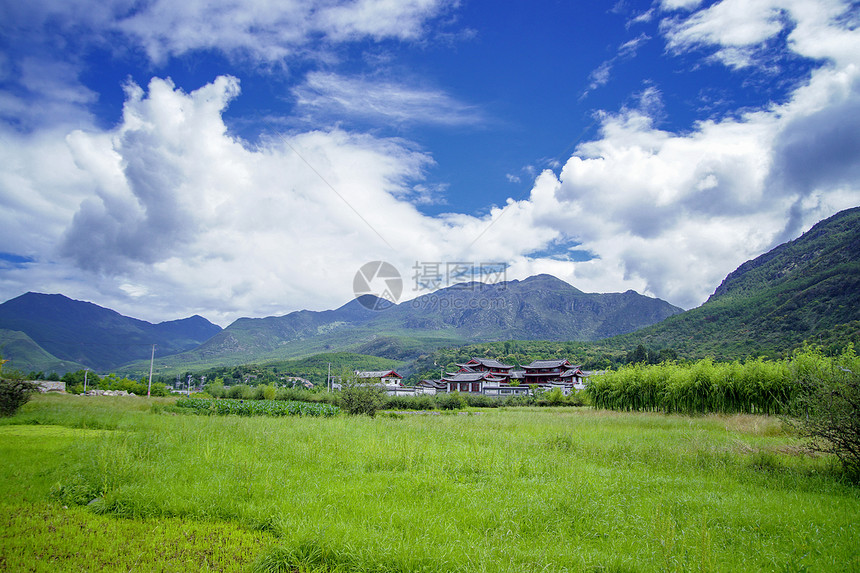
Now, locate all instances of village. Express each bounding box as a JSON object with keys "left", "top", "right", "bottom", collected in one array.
[{"left": 336, "top": 357, "right": 589, "bottom": 397}]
